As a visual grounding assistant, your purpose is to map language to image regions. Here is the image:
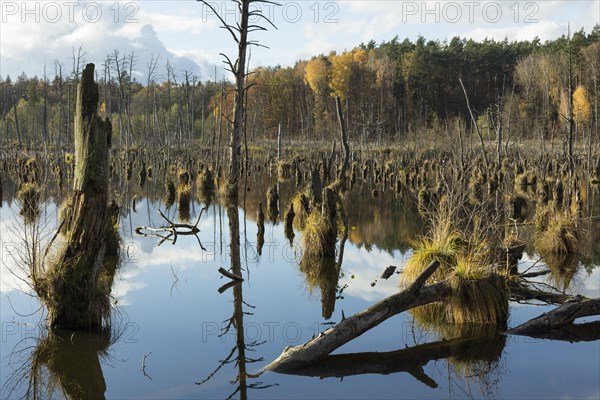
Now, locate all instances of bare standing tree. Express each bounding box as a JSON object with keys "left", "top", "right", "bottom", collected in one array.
[{"left": 199, "top": 0, "right": 279, "bottom": 198}]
